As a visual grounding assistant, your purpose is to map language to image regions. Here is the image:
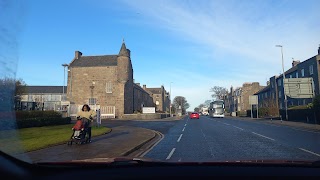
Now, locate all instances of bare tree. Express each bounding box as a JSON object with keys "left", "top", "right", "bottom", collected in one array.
[
  {"left": 204, "top": 100, "right": 211, "bottom": 107},
  {"left": 210, "top": 86, "right": 227, "bottom": 100},
  {"left": 261, "top": 97, "right": 279, "bottom": 117},
  {"left": 173, "top": 96, "right": 190, "bottom": 114}
]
